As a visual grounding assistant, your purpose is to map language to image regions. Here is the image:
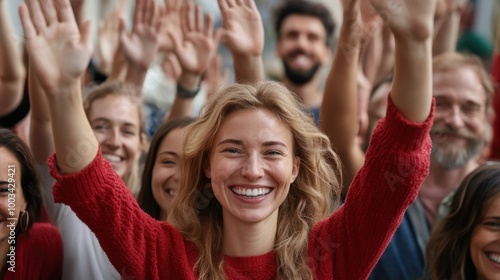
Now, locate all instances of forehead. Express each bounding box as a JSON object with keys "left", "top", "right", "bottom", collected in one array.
[
  {"left": 279, "top": 14, "right": 327, "bottom": 37},
  {"left": 485, "top": 196, "right": 500, "bottom": 216},
  {"left": 157, "top": 128, "right": 185, "bottom": 153},
  {"left": 214, "top": 108, "right": 294, "bottom": 145},
  {"left": 89, "top": 95, "right": 140, "bottom": 126},
  {"left": 433, "top": 67, "right": 486, "bottom": 105}
]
